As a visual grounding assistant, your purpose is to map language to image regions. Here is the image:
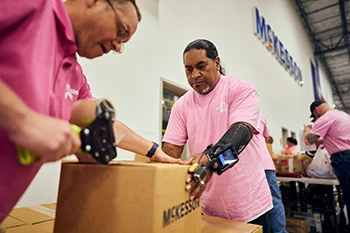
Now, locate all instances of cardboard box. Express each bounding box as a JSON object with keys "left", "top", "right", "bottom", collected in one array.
[
  {"left": 5, "top": 222, "right": 54, "bottom": 233},
  {"left": 0, "top": 216, "right": 26, "bottom": 229},
  {"left": 286, "top": 217, "right": 310, "bottom": 233},
  {"left": 0, "top": 204, "right": 56, "bottom": 233},
  {"left": 33, "top": 220, "right": 55, "bottom": 233},
  {"left": 274, "top": 154, "right": 312, "bottom": 175},
  {"left": 201, "top": 215, "right": 262, "bottom": 233},
  {"left": 6, "top": 225, "right": 44, "bottom": 233},
  {"left": 41, "top": 204, "right": 56, "bottom": 211},
  {"left": 54, "top": 161, "right": 201, "bottom": 233},
  {"left": 134, "top": 153, "right": 151, "bottom": 162},
  {"left": 9, "top": 206, "right": 55, "bottom": 225}
]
